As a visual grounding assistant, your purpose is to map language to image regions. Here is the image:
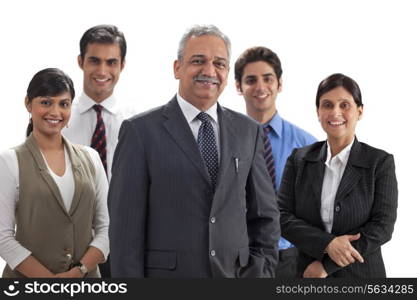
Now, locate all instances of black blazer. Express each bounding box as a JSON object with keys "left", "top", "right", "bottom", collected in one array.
[
  {"left": 277, "top": 138, "right": 398, "bottom": 277},
  {"left": 108, "top": 97, "right": 280, "bottom": 278}
]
